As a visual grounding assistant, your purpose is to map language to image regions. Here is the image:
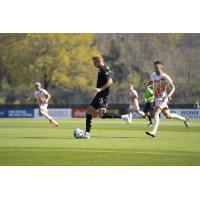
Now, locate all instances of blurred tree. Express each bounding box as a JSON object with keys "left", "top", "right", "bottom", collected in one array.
[
  {"left": 1, "top": 33, "right": 99, "bottom": 104},
  {"left": 1, "top": 33, "right": 200, "bottom": 104},
  {"left": 95, "top": 33, "right": 200, "bottom": 104}
]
